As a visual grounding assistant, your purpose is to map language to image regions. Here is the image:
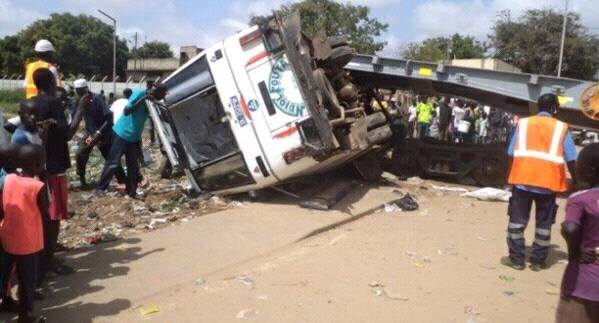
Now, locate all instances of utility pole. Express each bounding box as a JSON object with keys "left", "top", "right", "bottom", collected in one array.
[
  {"left": 557, "top": 0, "right": 569, "bottom": 78},
  {"left": 134, "top": 32, "right": 138, "bottom": 80},
  {"left": 98, "top": 9, "right": 117, "bottom": 96}
]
